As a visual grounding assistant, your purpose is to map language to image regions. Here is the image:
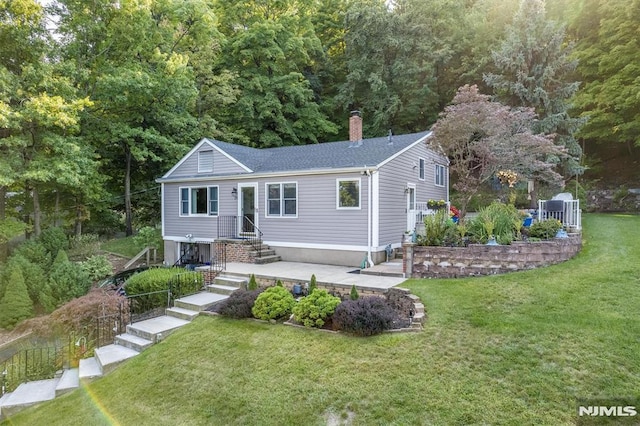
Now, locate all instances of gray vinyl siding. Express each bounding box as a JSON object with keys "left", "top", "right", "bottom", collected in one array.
[
  {"left": 163, "top": 173, "right": 369, "bottom": 246},
  {"left": 377, "top": 143, "right": 448, "bottom": 246},
  {"left": 163, "top": 180, "right": 239, "bottom": 239},
  {"left": 259, "top": 173, "right": 369, "bottom": 246},
  {"left": 167, "top": 144, "right": 247, "bottom": 178}
]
